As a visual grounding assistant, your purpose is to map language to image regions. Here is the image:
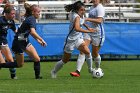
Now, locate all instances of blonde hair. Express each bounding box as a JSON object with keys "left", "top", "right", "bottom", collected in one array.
[{"left": 24, "top": 3, "right": 38, "bottom": 17}]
